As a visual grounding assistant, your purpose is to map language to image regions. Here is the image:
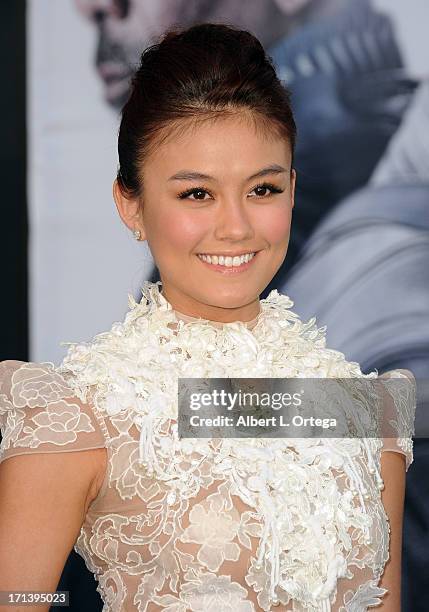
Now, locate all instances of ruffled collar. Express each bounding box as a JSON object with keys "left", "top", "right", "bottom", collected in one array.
[
  {"left": 137, "top": 279, "right": 296, "bottom": 334},
  {"left": 58, "top": 280, "right": 383, "bottom": 611}
]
